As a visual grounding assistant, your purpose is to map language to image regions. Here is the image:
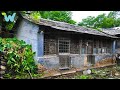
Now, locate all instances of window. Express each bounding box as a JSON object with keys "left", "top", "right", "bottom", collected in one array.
[
  {"left": 116, "top": 40, "right": 120, "bottom": 48},
  {"left": 107, "top": 41, "right": 112, "bottom": 53},
  {"left": 93, "top": 40, "right": 98, "bottom": 54},
  {"left": 98, "top": 40, "right": 102, "bottom": 53},
  {"left": 58, "top": 38, "right": 70, "bottom": 53},
  {"left": 44, "top": 39, "right": 49, "bottom": 55},
  {"left": 87, "top": 41, "right": 93, "bottom": 54},
  {"left": 44, "top": 39, "right": 56, "bottom": 55},
  {"left": 81, "top": 40, "right": 86, "bottom": 54},
  {"left": 102, "top": 47, "right": 107, "bottom": 53},
  {"left": 102, "top": 41, "right": 107, "bottom": 53}
]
